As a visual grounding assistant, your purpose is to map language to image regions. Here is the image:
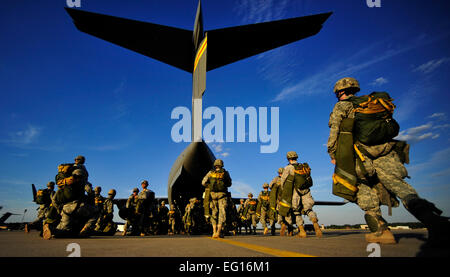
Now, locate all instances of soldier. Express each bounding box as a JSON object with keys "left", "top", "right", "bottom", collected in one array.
[
  {"left": 243, "top": 193, "right": 258, "bottom": 235},
  {"left": 279, "top": 151, "right": 322, "bottom": 238},
  {"left": 225, "top": 192, "right": 239, "bottom": 236},
  {"left": 168, "top": 204, "right": 179, "bottom": 235},
  {"left": 183, "top": 198, "right": 197, "bottom": 235},
  {"left": 122, "top": 188, "right": 140, "bottom": 236},
  {"left": 95, "top": 189, "right": 116, "bottom": 235},
  {"left": 26, "top": 181, "right": 55, "bottom": 234},
  {"left": 43, "top": 165, "right": 99, "bottom": 239},
  {"left": 136, "top": 180, "right": 154, "bottom": 236},
  {"left": 268, "top": 169, "right": 283, "bottom": 235},
  {"left": 202, "top": 159, "right": 232, "bottom": 238},
  {"left": 93, "top": 186, "right": 105, "bottom": 214},
  {"left": 257, "top": 183, "right": 271, "bottom": 235},
  {"left": 328, "top": 77, "right": 450, "bottom": 244},
  {"left": 74, "top": 155, "right": 89, "bottom": 178},
  {"left": 158, "top": 201, "right": 169, "bottom": 235},
  {"left": 237, "top": 198, "right": 247, "bottom": 234}
]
